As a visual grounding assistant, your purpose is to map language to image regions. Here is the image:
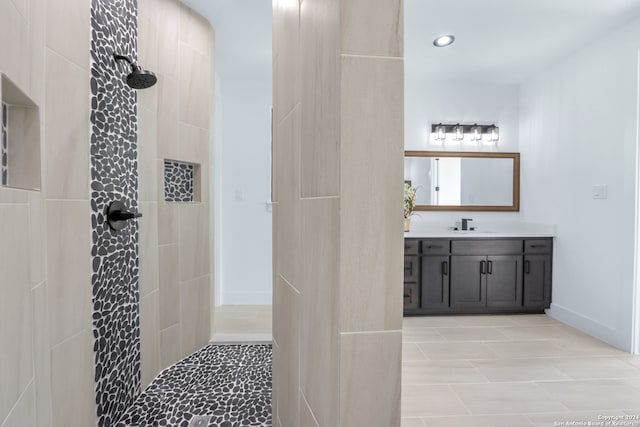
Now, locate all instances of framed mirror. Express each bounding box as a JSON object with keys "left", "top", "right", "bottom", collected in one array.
[{"left": 404, "top": 151, "right": 520, "bottom": 211}]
